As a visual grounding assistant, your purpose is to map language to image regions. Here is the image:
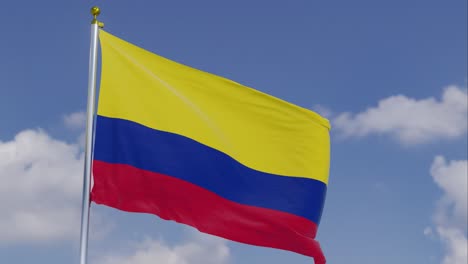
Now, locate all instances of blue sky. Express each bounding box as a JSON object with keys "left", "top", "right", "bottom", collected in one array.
[{"left": 0, "top": 1, "right": 466, "bottom": 264}]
